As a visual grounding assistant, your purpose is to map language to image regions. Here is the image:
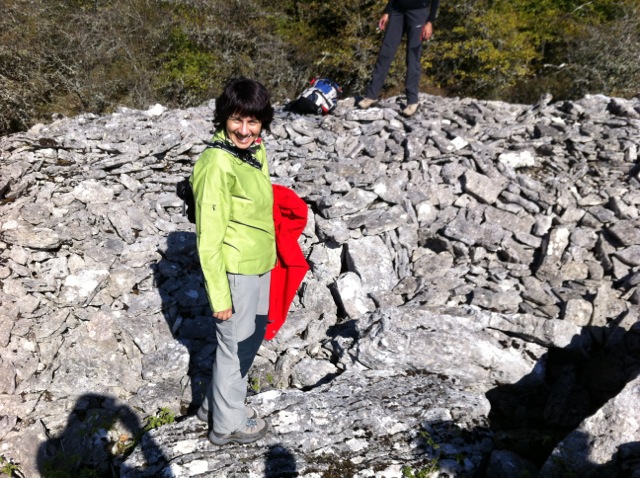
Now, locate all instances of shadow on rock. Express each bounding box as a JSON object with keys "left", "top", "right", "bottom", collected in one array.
[
  {"left": 540, "top": 432, "right": 640, "bottom": 478},
  {"left": 36, "top": 393, "right": 168, "bottom": 477},
  {"left": 486, "top": 315, "right": 640, "bottom": 471},
  {"left": 153, "top": 230, "right": 215, "bottom": 415},
  {"left": 265, "top": 444, "right": 298, "bottom": 477}
]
